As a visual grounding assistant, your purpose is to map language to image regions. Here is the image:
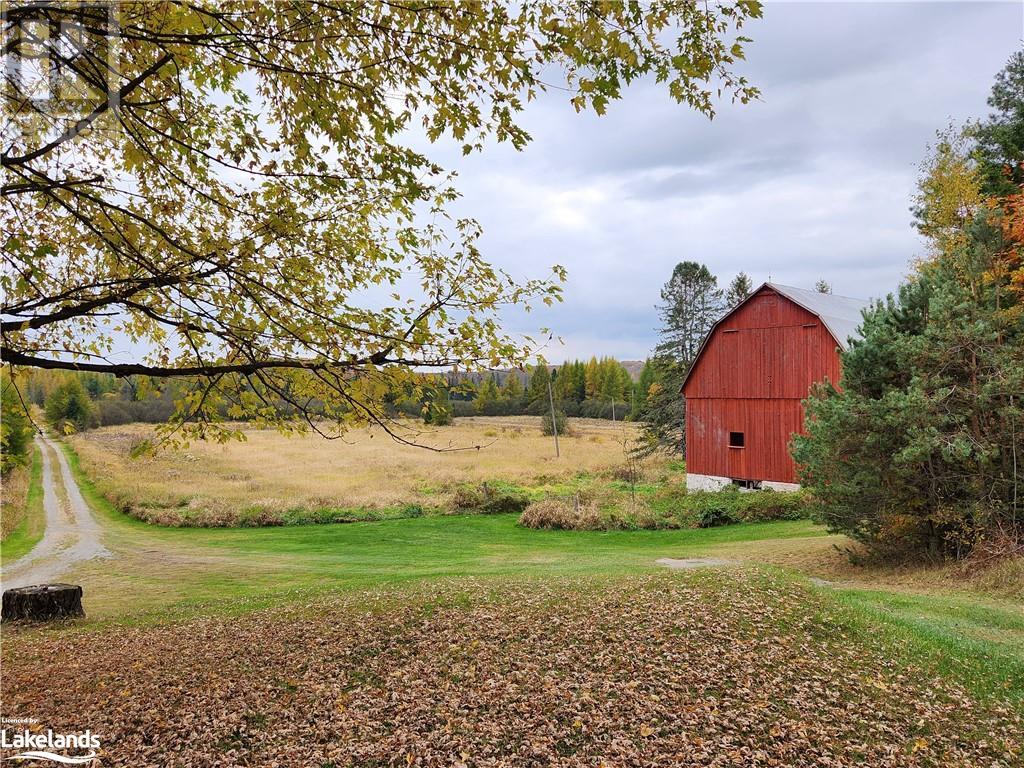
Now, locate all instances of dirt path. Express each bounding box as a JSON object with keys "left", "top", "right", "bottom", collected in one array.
[
  {"left": 1, "top": 434, "right": 112, "bottom": 589},
  {"left": 656, "top": 556, "right": 736, "bottom": 569}
]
